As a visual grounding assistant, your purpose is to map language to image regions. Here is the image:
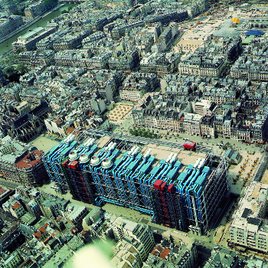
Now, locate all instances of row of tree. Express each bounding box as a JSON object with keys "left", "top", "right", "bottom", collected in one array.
[
  {"left": 44, "top": 0, "right": 59, "bottom": 9},
  {"left": 129, "top": 127, "right": 159, "bottom": 139}
]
